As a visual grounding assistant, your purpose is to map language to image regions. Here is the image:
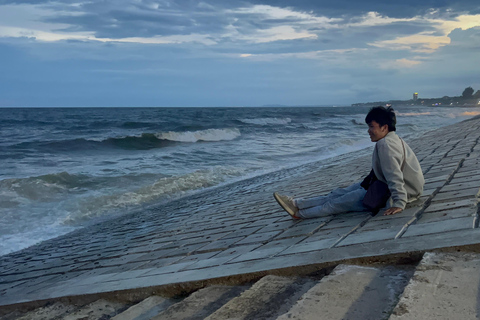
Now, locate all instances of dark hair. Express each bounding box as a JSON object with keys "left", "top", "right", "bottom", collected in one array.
[{"left": 365, "top": 106, "right": 396, "bottom": 131}]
